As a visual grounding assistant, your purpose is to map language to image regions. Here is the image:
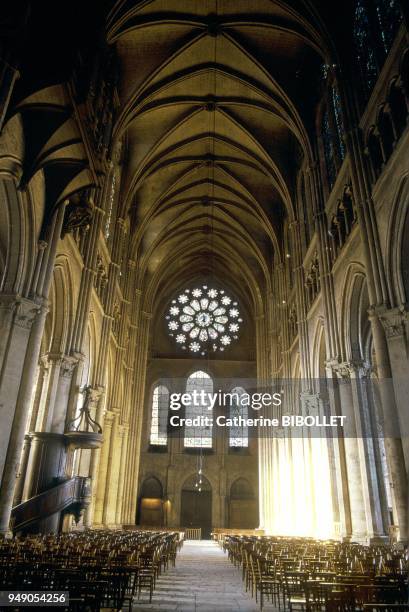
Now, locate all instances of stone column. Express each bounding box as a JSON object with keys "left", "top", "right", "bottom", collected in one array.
[
  {"left": 103, "top": 413, "right": 123, "bottom": 527},
  {"left": 50, "top": 356, "right": 78, "bottom": 434},
  {"left": 300, "top": 393, "right": 319, "bottom": 534},
  {"left": 333, "top": 364, "right": 368, "bottom": 541},
  {"left": 87, "top": 202, "right": 128, "bottom": 525},
  {"left": 12, "top": 434, "right": 32, "bottom": 505},
  {"left": 325, "top": 367, "right": 353, "bottom": 539},
  {"left": 0, "top": 298, "right": 43, "bottom": 479},
  {"left": 0, "top": 202, "right": 66, "bottom": 535},
  {"left": 273, "top": 432, "right": 282, "bottom": 534},
  {"left": 305, "top": 163, "right": 352, "bottom": 538},
  {"left": 115, "top": 423, "right": 129, "bottom": 526},
  {"left": 36, "top": 353, "right": 63, "bottom": 432},
  {"left": 339, "top": 79, "right": 408, "bottom": 541},
  {"left": 21, "top": 354, "right": 78, "bottom": 503},
  {"left": 306, "top": 165, "right": 341, "bottom": 361},
  {"left": 375, "top": 306, "right": 409, "bottom": 464},
  {"left": 348, "top": 362, "right": 388, "bottom": 541},
  {"left": 368, "top": 311, "right": 408, "bottom": 542},
  {"left": 255, "top": 311, "right": 269, "bottom": 531},
  {"left": 82, "top": 386, "right": 104, "bottom": 527},
  {"left": 93, "top": 410, "right": 114, "bottom": 527},
  {"left": 122, "top": 310, "right": 151, "bottom": 524},
  {"left": 289, "top": 220, "right": 312, "bottom": 384}
]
